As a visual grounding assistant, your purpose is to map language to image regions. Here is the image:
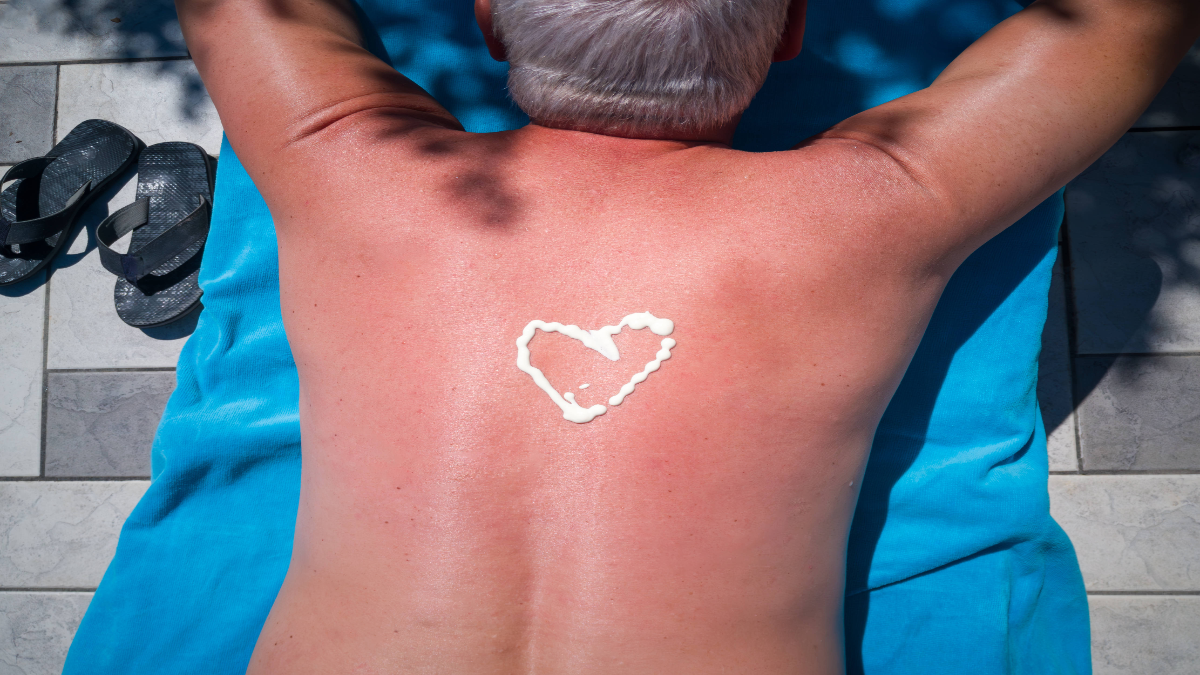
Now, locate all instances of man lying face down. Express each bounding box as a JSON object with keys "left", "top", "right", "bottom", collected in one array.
[{"left": 175, "top": 0, "right": 1199, "bottom": 672}]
